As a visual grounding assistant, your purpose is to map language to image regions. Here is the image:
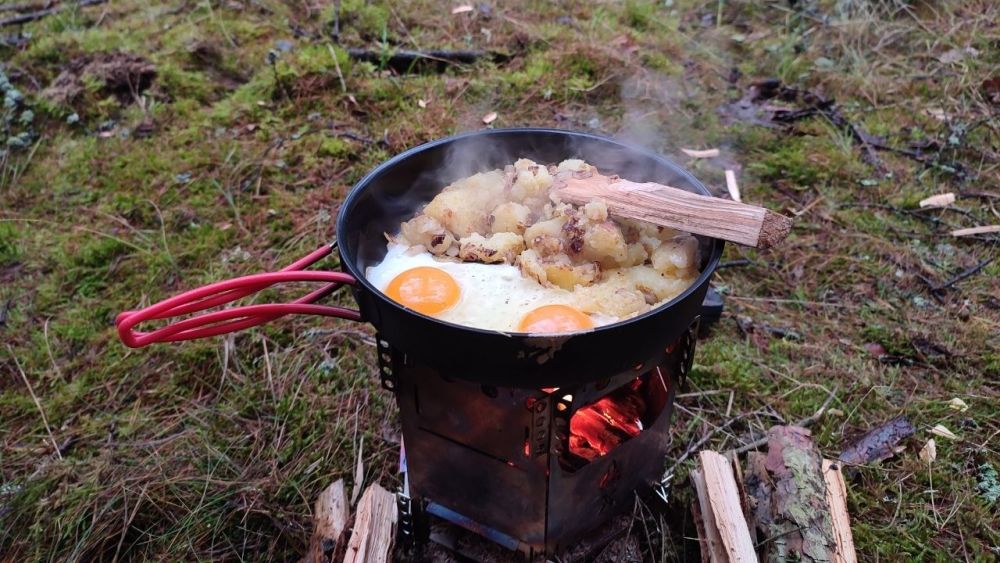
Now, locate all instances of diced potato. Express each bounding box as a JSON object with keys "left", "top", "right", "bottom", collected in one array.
[
  {"left": 489, "top": 202, "right": 531, "bottom": 235},
  {"left": 650, "top": 236, "right": 699, "bottom": 276},
  {"left": 399, "top": 214, "right": 455, "bottom": 255},
  {"left": 523, "top": 216, "right": 567, "bottom": 249},
  {"left": 510, "top": 162, "right": 553, "bottom": 211},
  {"left": 582, "top": 200, "right": 608, "bottom": 222},
  {"left": 556, "top": 159, "right": 590, "bottom": 173},
  {"left": 573, "top": 282, "right": 649, "bottom": 317},
  {"left": 423, "top": 170, "right": 506, "bottom": 237},
  {"left": 579, "top": 220, "right": 628, "bottom": 267},
  {"left": 543, "top": 257, "right": 599, "bottom": 290},
  {"left": 619, "top": 265, "right": 695, "bottom": 301},
  {"left": 458, "top": 232, "right": 525, "bottom": 264},
  {"left": 621, "top": 242, "right": 649, "bottom": 268},
  {"left": 517, "top": 249, "right": 547, "bottom": 285}
]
